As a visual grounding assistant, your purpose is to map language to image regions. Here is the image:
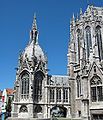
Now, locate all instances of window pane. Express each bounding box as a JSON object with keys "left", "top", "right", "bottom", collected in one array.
[
  {"left": 85, "top": 26, "right": 92, "bottom": 58},
  {"left": 77, "top": 29, "right": 80, "bottom": 63},
  {"left": 63, "top": 88, "right": 68, "bottom": 102},
  {"left": 50, "top": 88, "right": 54, "bottom": 102},
  {"left": 56, "top": 89, "right": 61, "bottom": 102},
  {"left": 96, "top": 26, "right": 103, "bottom": 61},
  {"left": 21, "top": 73, "right": 29, "bottom": 99},
  {"left": 97, "top": 86, "right": 103, "bottom": 101},
  {"left": 34, "top": 72, "right": 43, "bottom": 101},
  {"left": 91, "top": 87, "right": 96, "bottom": 102}
]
